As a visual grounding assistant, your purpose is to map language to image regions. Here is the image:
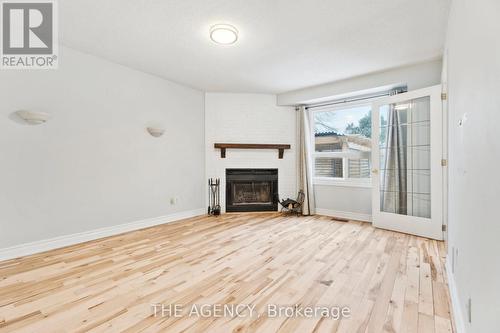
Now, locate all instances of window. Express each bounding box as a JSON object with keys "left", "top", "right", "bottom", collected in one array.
[{"left": 311, "top": 104, "right": 372, "bottom": 187}]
